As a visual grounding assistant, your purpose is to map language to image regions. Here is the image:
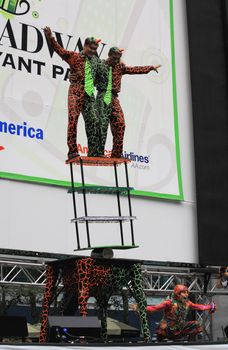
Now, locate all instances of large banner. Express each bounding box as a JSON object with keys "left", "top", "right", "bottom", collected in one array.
[{"left": 0, "top": 0, "right": 183, "bottom": 200}]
